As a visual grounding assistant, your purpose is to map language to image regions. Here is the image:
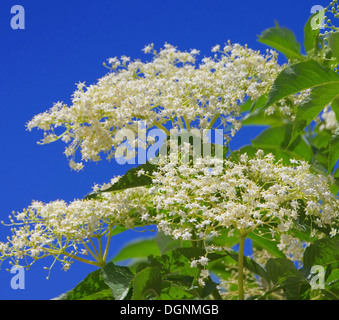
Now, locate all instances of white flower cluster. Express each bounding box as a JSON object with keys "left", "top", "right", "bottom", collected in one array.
[
  {"left": 143, "top": 150, "right": 339, "bottom": 260},
  {"left": 0, "top": 187, "right": 148, "bottom": 270},
  {"left": 319, "top": 106, "right": 339, "bottom": 132},
  {"left": 264, "top": 89, "right": 311, "bottom": 121},
  {"left": 27, "top": 42, "right": 281, "bottom": 170}
]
